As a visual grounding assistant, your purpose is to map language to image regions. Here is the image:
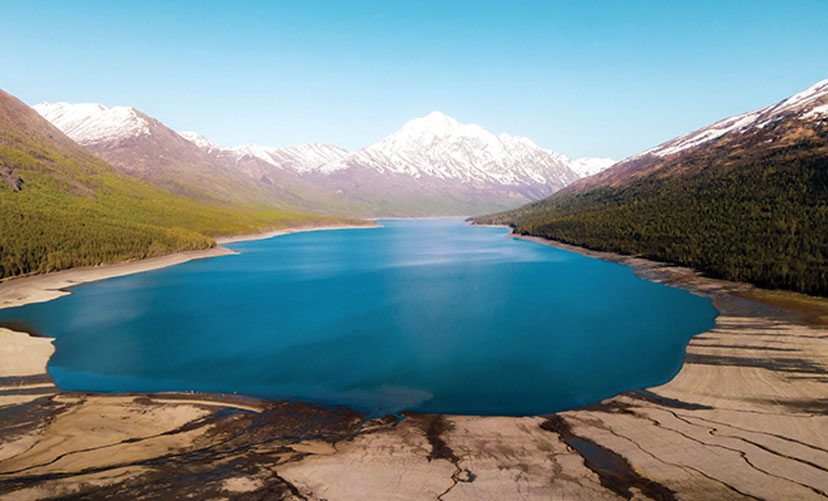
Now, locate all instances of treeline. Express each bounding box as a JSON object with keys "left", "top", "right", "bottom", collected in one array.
[{"left": 474, "top": 147, "right": 828, "bottom": 297}]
